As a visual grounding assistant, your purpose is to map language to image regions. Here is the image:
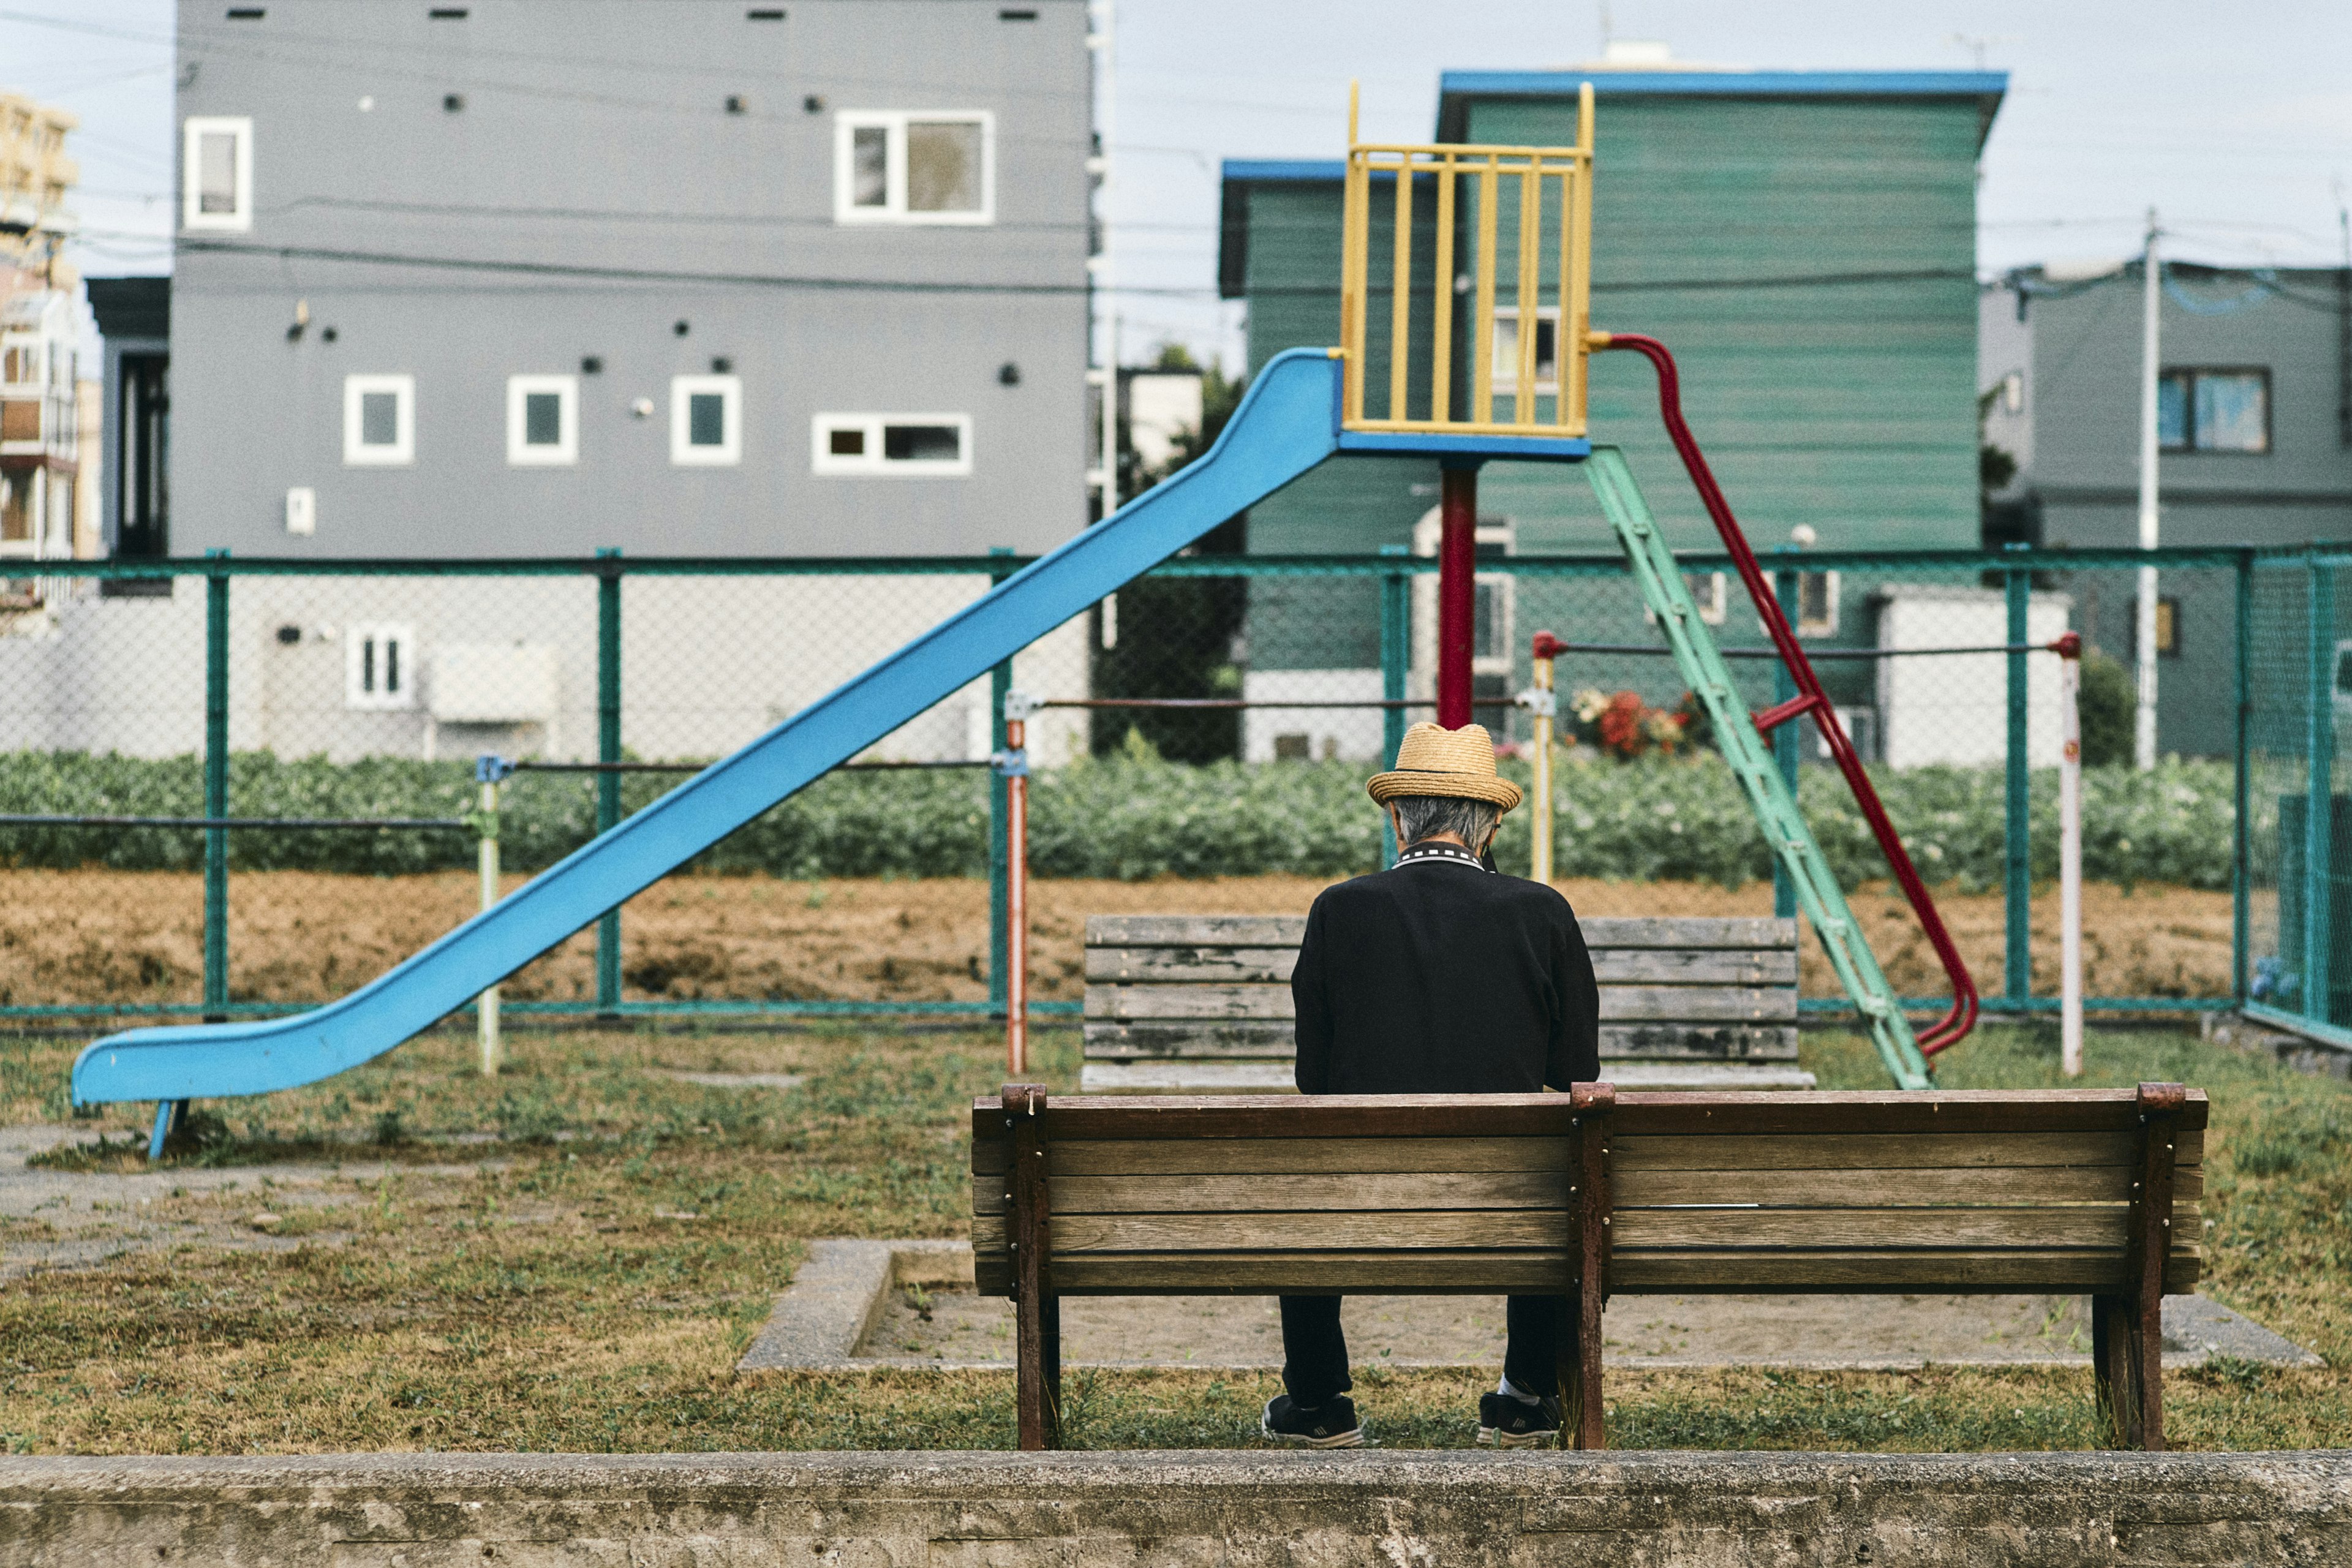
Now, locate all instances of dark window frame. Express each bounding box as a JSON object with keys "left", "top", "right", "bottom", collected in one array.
[{"left": 2156, "top": 366, "right": 2271, "bottom": 455}]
